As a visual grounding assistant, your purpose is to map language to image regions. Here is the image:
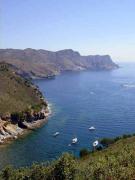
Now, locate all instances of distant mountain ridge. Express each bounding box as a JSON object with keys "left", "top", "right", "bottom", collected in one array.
[{"left": 0, "top": 48, "right": 118, "bottom": 78}]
